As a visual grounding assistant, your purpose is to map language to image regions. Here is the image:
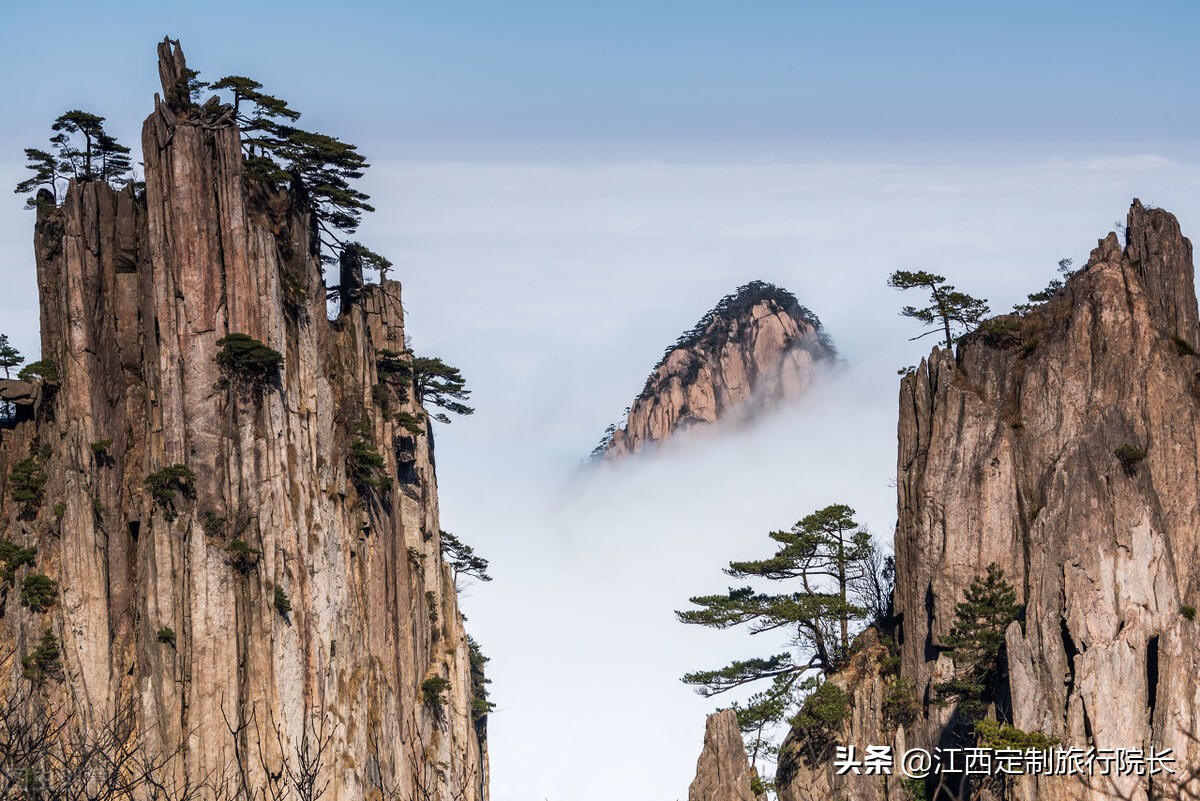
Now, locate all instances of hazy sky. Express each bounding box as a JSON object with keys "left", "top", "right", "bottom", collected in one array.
[{"left": 2, "top": 3, "right": 1200, "bottom": 800}]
